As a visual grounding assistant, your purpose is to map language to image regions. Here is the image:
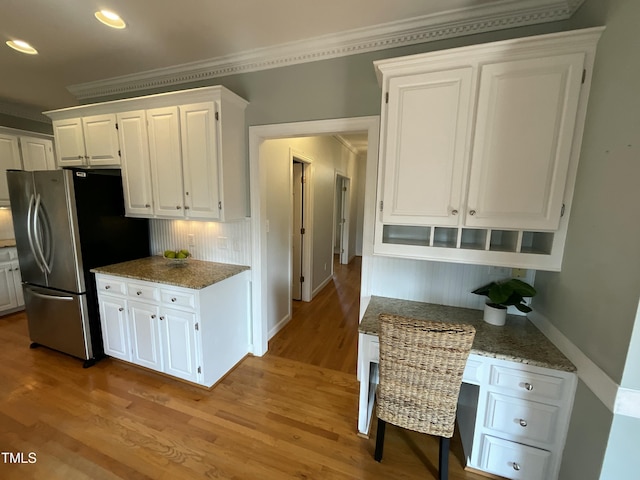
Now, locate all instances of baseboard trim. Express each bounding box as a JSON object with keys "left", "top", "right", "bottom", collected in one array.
[
  {"left": 268, "top": 313, "right": 291, "bottom": 341},
  {"left": 528, "top": 311, "right": 640, "bottom": 419}
]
